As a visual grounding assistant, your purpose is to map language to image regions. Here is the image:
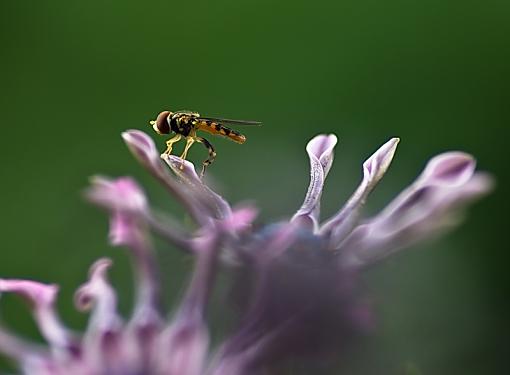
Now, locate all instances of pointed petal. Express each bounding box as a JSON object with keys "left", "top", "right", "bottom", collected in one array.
[
  {"left": 292, "top": 134, "right": 338, "bottom": 231},
  {"left": 320, "top": 138, "right": 400, "bottom": 246},
  {"left": 338, "top": 153, "right": 494, "bottom": 268}
]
